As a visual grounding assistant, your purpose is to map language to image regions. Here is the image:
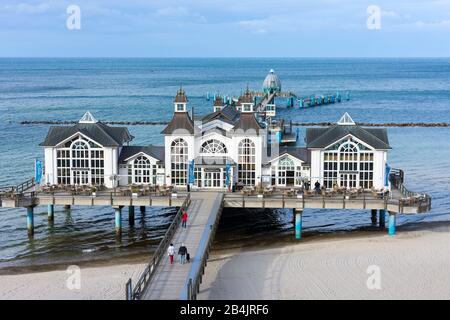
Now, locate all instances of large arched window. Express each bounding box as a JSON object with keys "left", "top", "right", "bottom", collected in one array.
[
  {"left": 201, "top": 139, "right": 227, "bottom": 154},
  {"left": 133, "top": 156, "right": 152, "bottom": 184},
  {"left": 238, "top": 138, "right": 256, "bottom": 186},
  {"left": 339, "top": 142, "right": 358, "bottom": 171},
  {"left": 71, "top": 140, "right": 89, "bottom": 168},
  {"left": 323, "top": 138, "right": 373, "bottom": 189},
  {"left": 171, "top": 138, "right": 188, "bottom": 186},
  {"left": 56, "top": 136, "right": 104, "bottom": 185}
]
